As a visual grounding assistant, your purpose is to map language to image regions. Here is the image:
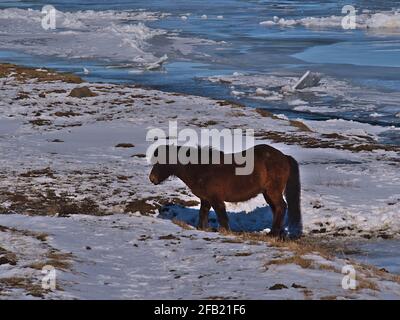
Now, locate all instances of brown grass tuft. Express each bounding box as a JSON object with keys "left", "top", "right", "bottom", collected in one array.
[
  {"left": 320, "top": 295, "right": 338, "bottom": 300},
  {"left": 357, "top": 277, "right": 380, "bottom": 292},
  {"left": 171, "top": 219, "right": 193, "bottom": 230},
  {"left": 0, "top": 277, "right": 47, "bottom": 298},
  {"left": 255, "top": 108, "right": 274, "bottom": 118},
  {"left": 289, "top": 120, "right": 313, "bottom": 132},
  {"left": 0, "top": 63, "right": 82, "bottom": 83},
  {"left": 265, "top": 255, "right": 314, "bottom": 269},
  {"left": 124, "top": 196, "right": 198, "bottom": 215}
]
